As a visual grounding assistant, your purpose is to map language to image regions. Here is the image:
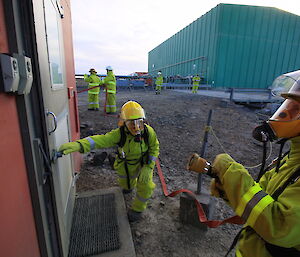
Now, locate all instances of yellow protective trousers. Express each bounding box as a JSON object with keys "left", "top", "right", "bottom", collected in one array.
[
  {"left": 88, "top": 92, "right": 99, "bottom": 109},
  {"left": 115, "top": 160, "right": 156, "bottom": 212},
  {"left": 155, "top": 85, "right": 162, "bottom": 93},
  {"left": 106, "top": 93, "right": 116, "bottom": 113},
  {"left": 192, "top": 85, "right": 199, "bottom": 93}
]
